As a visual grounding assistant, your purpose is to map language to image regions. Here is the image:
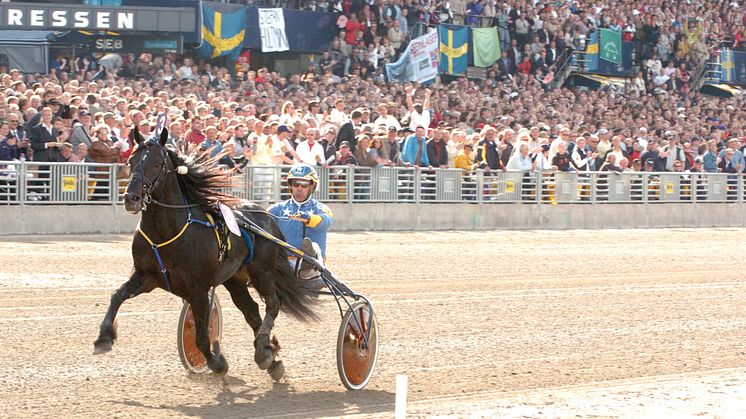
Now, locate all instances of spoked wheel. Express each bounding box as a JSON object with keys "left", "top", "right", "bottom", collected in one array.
[
  {"left": 337, "top": 301, "right": 378, "bottom": 390},
  {"left": 177, "top": 296, "right": 223, "bottom": 373}
]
